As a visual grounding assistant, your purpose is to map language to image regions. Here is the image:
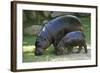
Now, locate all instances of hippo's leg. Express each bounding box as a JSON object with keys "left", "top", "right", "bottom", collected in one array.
[
  {"left": 53, "top": 42, "right": 59, "bottom": 55},
  {"left": 67, "top": 46, "right": 73, "bottom": 54},
  {"left": 83, "top": 42, "right": 88, "bottom": 53},
  {"left": 53, "top": 40, "right": 62, "bottom": 55},
  {"left": 57, "top": 47, "right": 65, "bottom": 55},
  {"left": 53, "top": 42, "right": 57, "bottom": 53},
  {"left": 79, "top": 41, "right": 88, "bottom": 53},
  {"left": 60, "top": 47, "right": 65, "bottom": 55},
  {"left": 76, "top": 45, "right": 82, "bottom": 53}
]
